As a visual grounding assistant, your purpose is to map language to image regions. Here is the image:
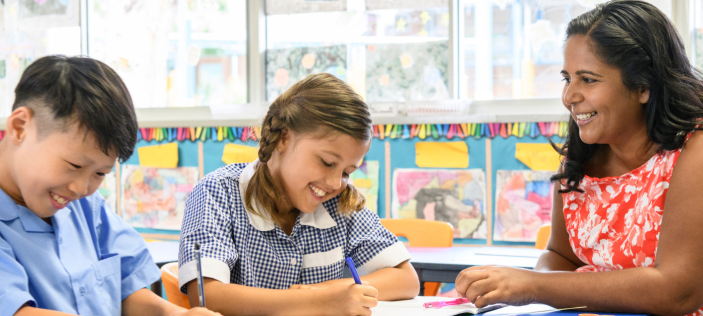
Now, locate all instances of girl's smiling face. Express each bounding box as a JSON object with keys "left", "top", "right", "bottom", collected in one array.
[
  {"left": 561, "top": 34, "right": 650, "bottom": 146},
  {"left": 268, "top": 129, "right": 370, "bottom": 214}
]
